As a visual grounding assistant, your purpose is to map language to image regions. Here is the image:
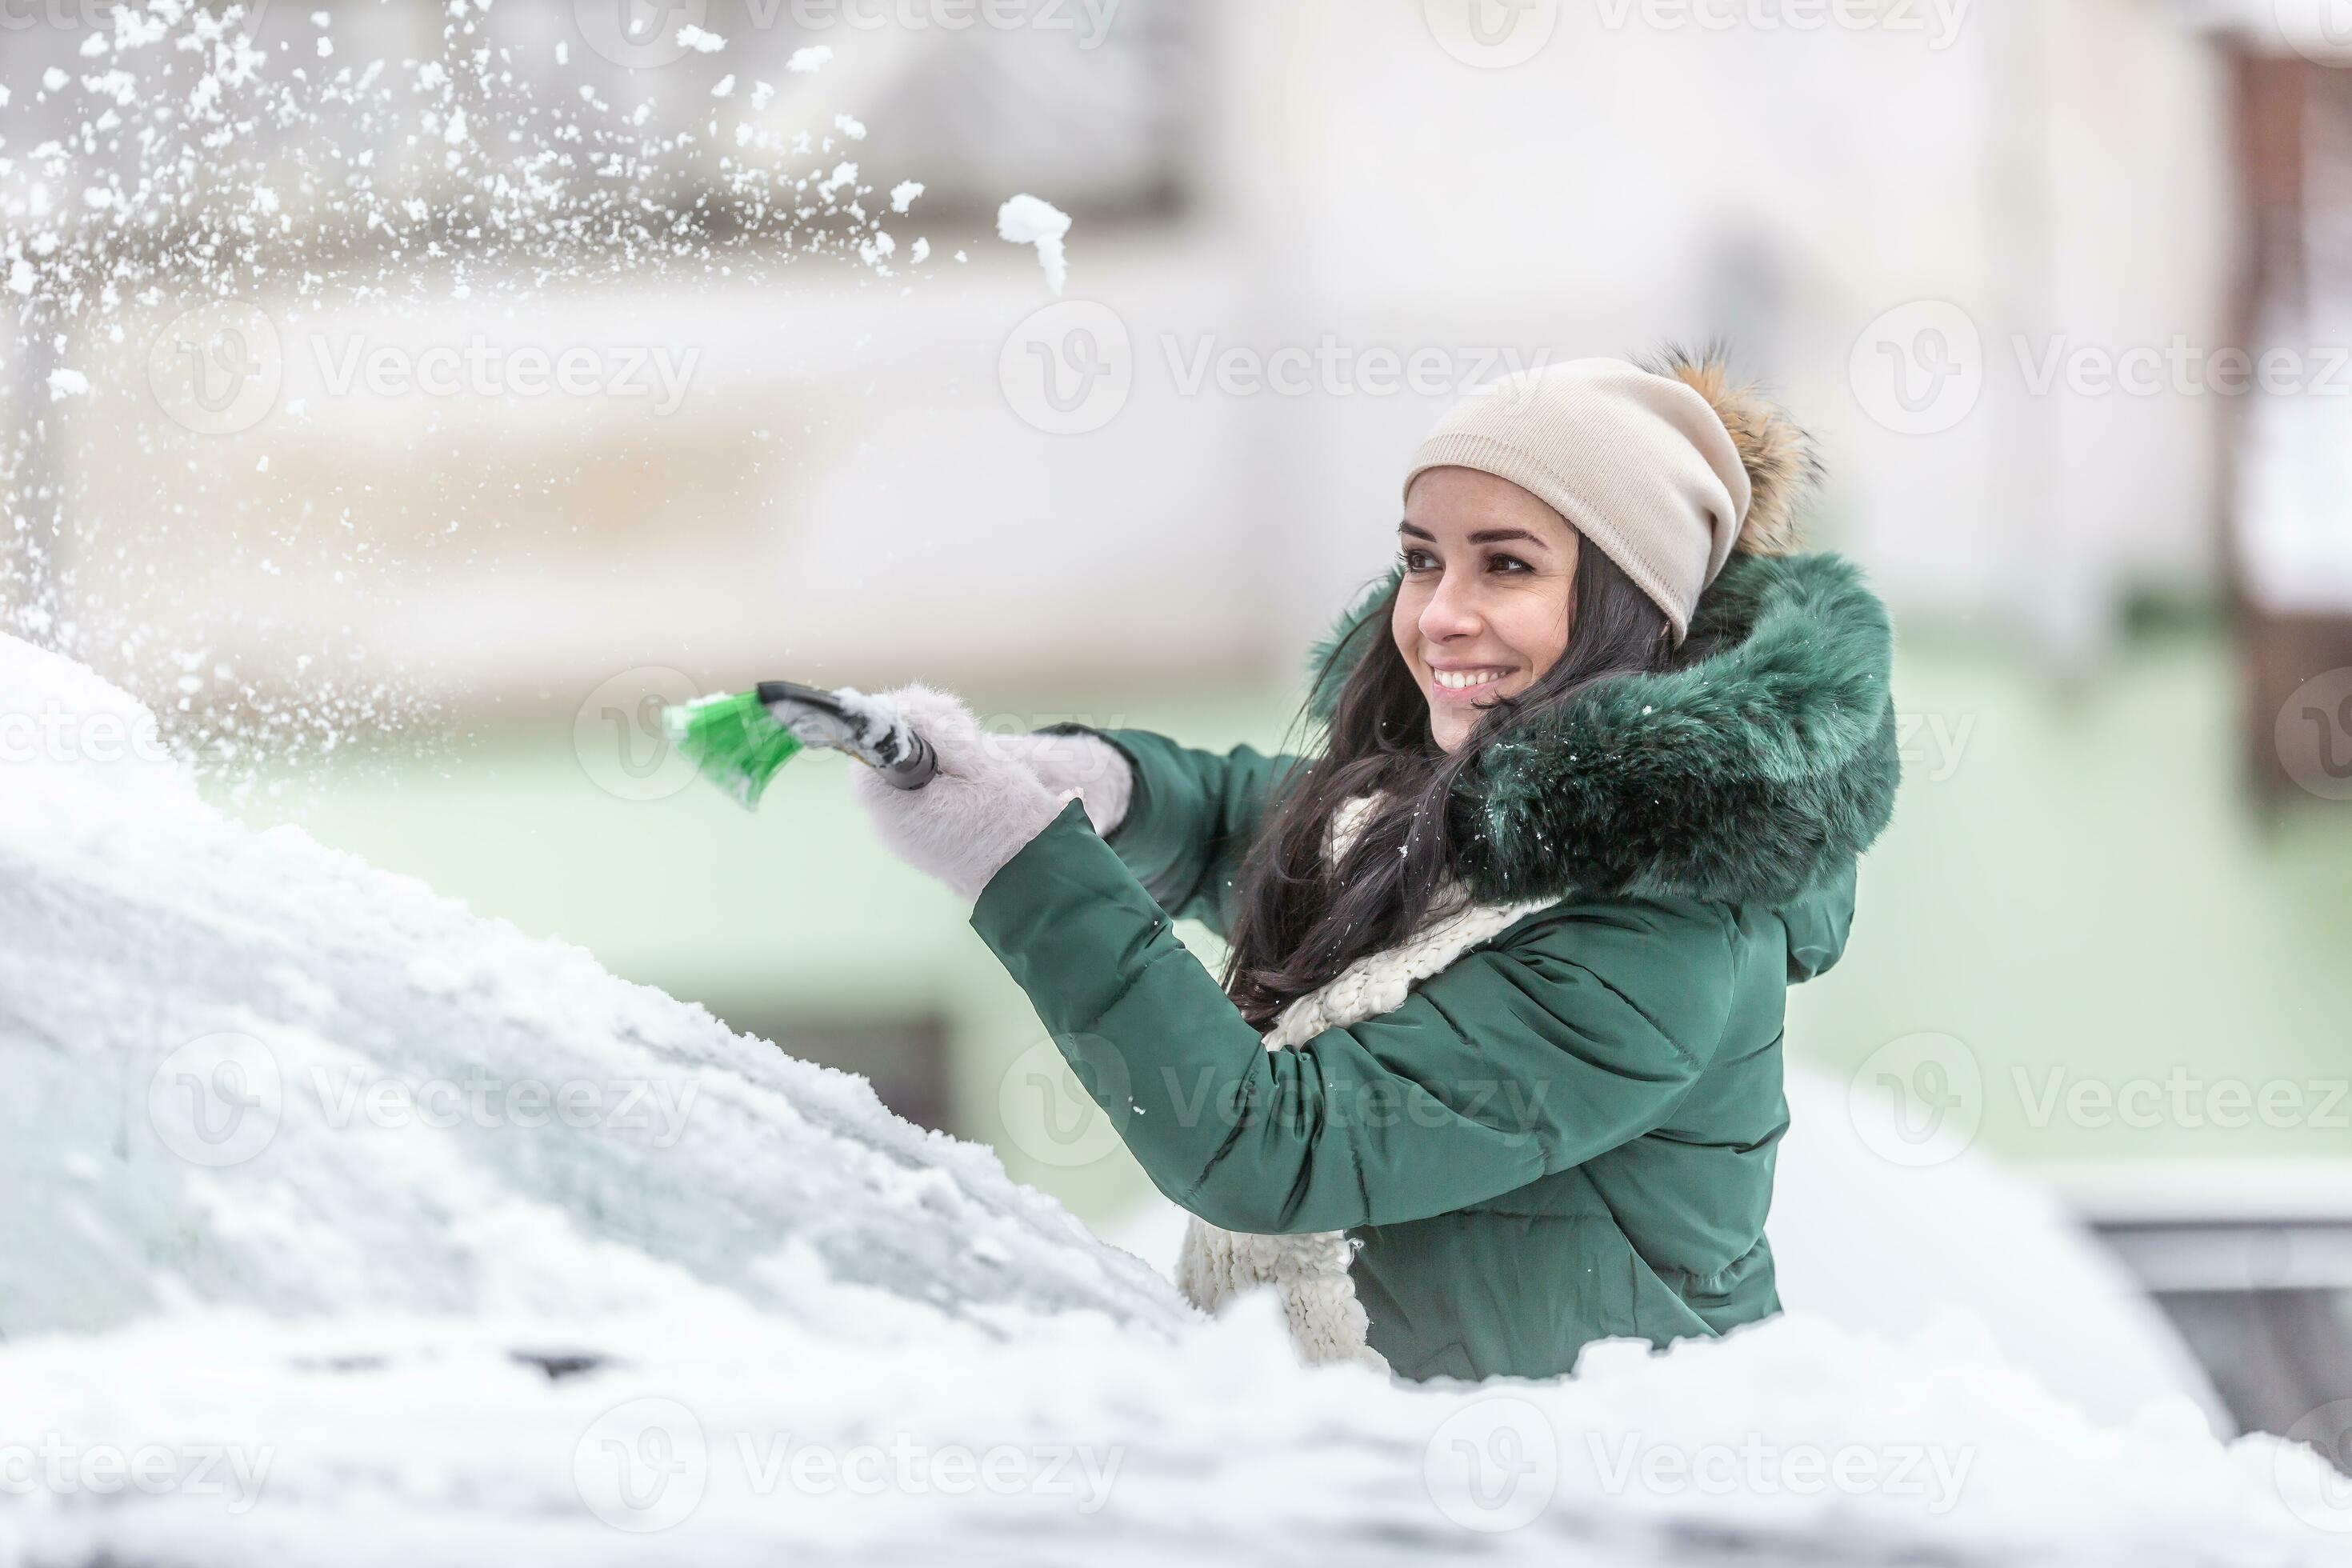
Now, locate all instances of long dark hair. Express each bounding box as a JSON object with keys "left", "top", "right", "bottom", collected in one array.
[{"left": 1222, "top": 533, "right": 1680, "bottom": 1030}]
